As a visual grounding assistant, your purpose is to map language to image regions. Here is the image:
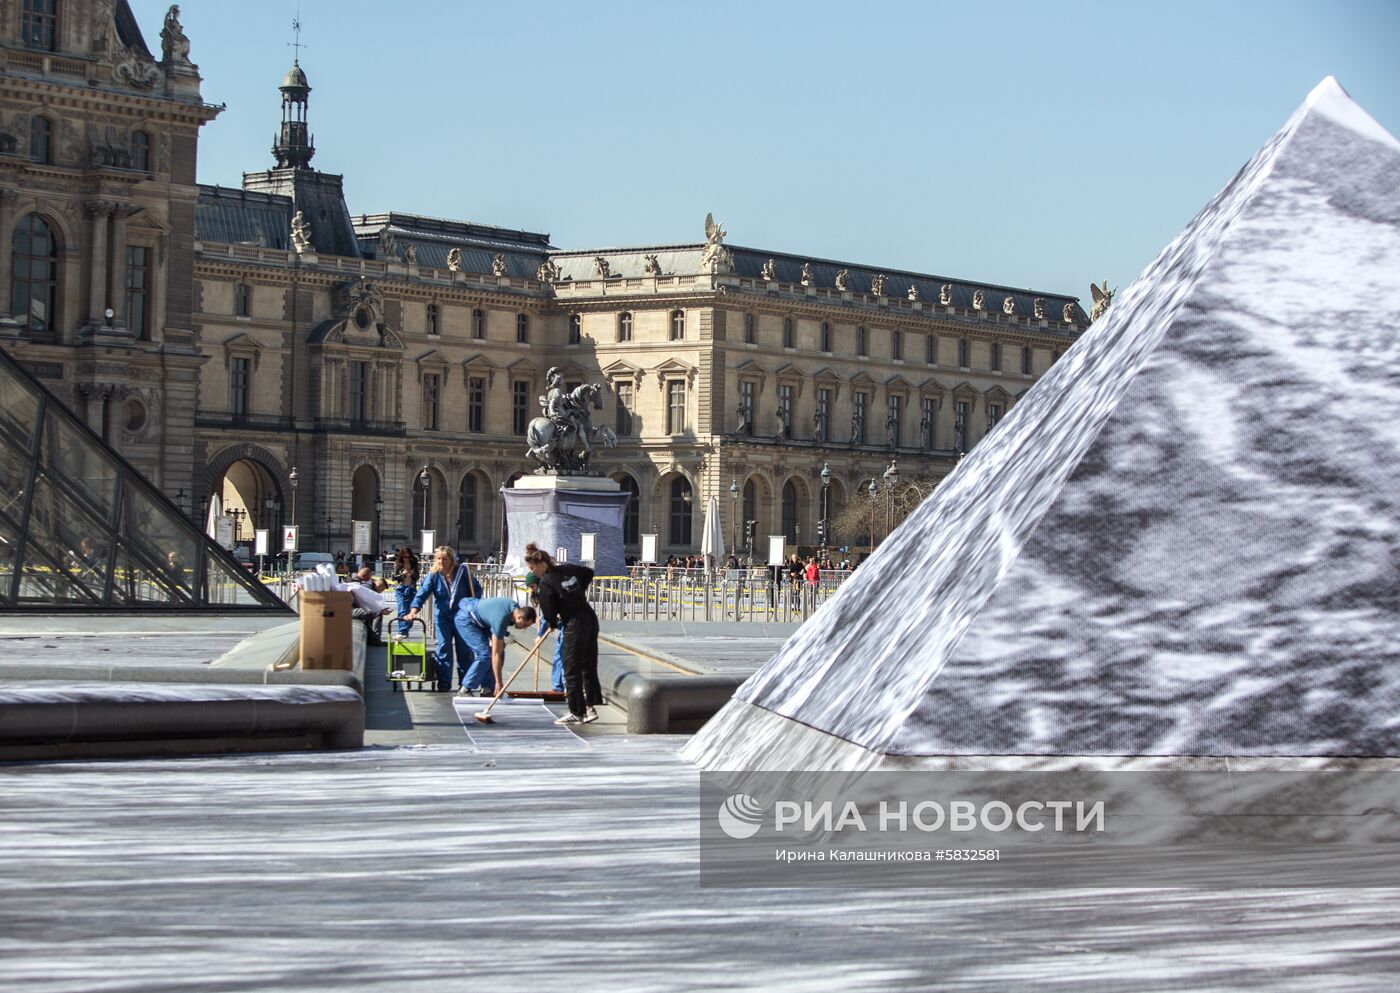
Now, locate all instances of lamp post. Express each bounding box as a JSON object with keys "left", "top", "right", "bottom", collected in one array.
[
  {"left": 882, "top": 458, "right": 899, "bottom": 539},
  {"left": 729, "top": 479, "right": 739, "bottom": 561},
  {"left": 373, "top": 493, "right": 383, "bottom": 561},
  {"left": 289, "top": 467, "right": 298, "bottom": 527},
  {"left": 867, "top": 476, "right": 878, "bottom": 552},
  {"left": 230, "top": 507, "right": 245, "bottom": 541},
  {"left": 819, "top": 463, "right": 831, "bottom": 562},
  {"left": 326, "top": 513, "right": 334, "bottom": 546},
  {"left": 419, "top": 465, "right": 430, "bottom": 539},
  {"left": 174, "top": 488, "right": 186, "bottom": 518},
  {"left": 498, "top": 482, "right": 508, "bottom": 565}
]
